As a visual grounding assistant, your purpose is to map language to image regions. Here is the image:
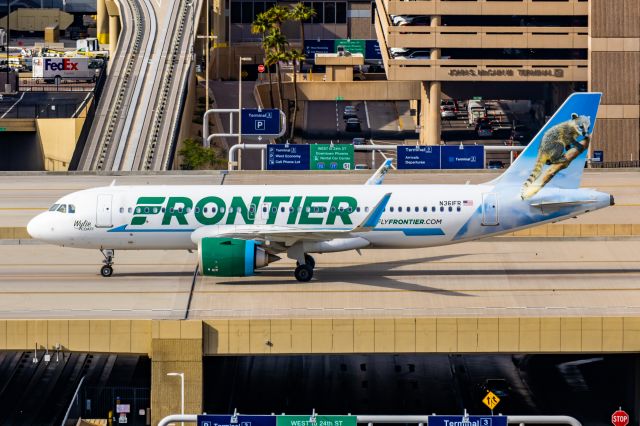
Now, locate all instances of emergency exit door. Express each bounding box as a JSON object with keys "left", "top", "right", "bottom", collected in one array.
[
  {"left": 481, "top": 193, "right": 499, "bottom": 226},
  {"left": 96, "top": 194, "right": 113, "bottom": 228}
]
